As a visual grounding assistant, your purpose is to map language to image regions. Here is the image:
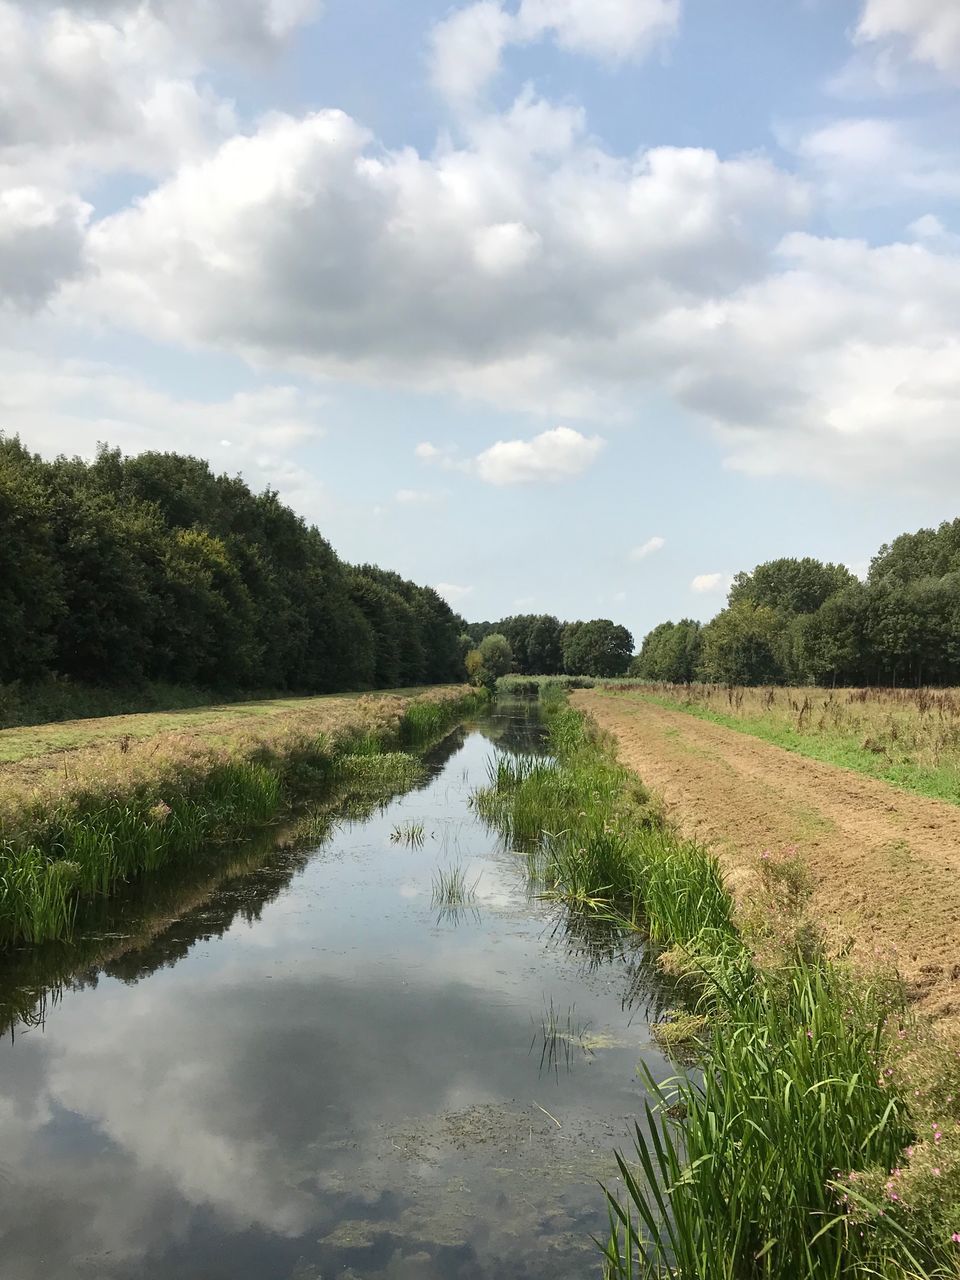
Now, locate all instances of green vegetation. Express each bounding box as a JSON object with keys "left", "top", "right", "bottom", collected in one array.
[
  {"left": 633, "top": 521, "right": 960, "bottom": 687},
  {"left": 0, "top": 678, "right": 284, "bottom": 733},
  {"left": 465, "top": 614, "right": 634, "bottom": 677},
  {"left": 465, "top": 633, "right": 515, "bottom": 689},
  {"left": 621, "top": 683, "right": 960, "bottom": 806},
  {"left": 391, "top": 819, "right": 426, "bottom": 846},
  {"left": 495, "top": 673, "right": 598, "bottom": 698},
  {"left": 0, "top": 435, "right": 464, "bottom": 710},
  {"left": 0, "top": 687, "right": 482, "bottom": 947},
  {"left": 476, "top": 693, "right": 960, "bottom": 1278},
  {"left": 430, "top": 863, "right": 480, "bottom": 907}
]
